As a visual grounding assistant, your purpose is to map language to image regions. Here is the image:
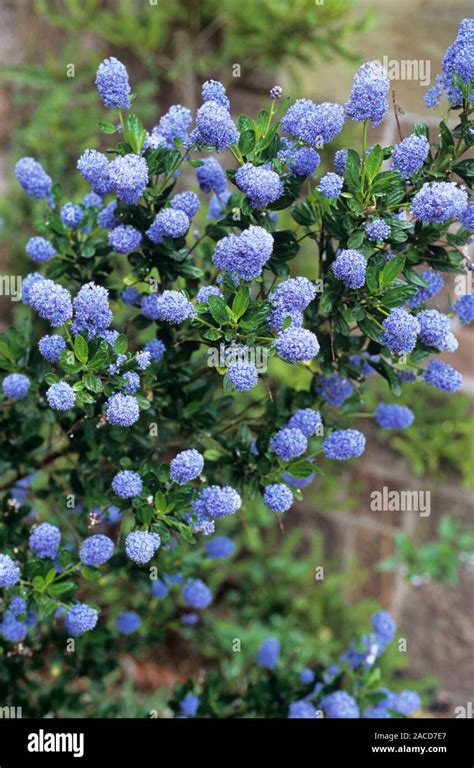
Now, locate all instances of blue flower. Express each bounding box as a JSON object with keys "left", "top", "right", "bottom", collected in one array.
[
  {"left": 392, "top": 133, "right": 429, "bottom": 179},
  {"left": 322, "top": 691, "right": 360, "bottom": 718},
  {"left": 365, "top": 219, "right": 391, "bottom": 242},
  {"left": 9, "top": 597, "right": 27, "bottom": 616},
  {"left": 112, "top": 470, "right": 143, "bottom": 498},
  {"left": 263, "top": 483, "right": 293, "bottom": 512},
  {"left": 282, "top": 100, "right": 345, "bottom": 144},
  {"left": 288, "top": 408, "right": 321, "bottom": 437},
  {"left": 121, "top": 372, "right": 140, "bottom": 394},
  {"left": 334, "top": 148, "right": 348, "bottom": 175},
  {"left": 453, "top": 294, "right": 474, "bottom": 325},
  {"left": 405, "top": 270, "right": 444, "bottom": 309},
  {"left": 315, "top": 374, "right": 353, "bottom": 407},
  {"left": 289, "top": 701, "right": 320, "bottom": 719},
  {"left": 460, "top": 202, "right": 474, "bottom": 232},
  {"left": 80, "top": 534, "right": 114, "bottom": 566},
  {"left": 411, "top": 182, "right": 468, "bottom": 223},
  {"left": 322, "top": 429, "right": 366, "bottom": 461},
  {"left": 257, "top": 637, "right": 280, "bottom": 669},
  {"left": 422, "top": 360, "right": 462, "bottom": 392},
  {"left": 98, "top": 200, "right": 118, "bottom": 229},
  {"left": 196, "top": 157, "right": 227, "bottom": 194},
  {"left": 21, "top": 272, "right": 44, "bottom": 305},
  {"left": 105, "top": 393, "right": 140, "bottom": 427},
  {"left": 125, "top": 531, "right": 160, "bottom": 564},
  {"left": 0, "top": 554, "right": 20, "bottom": 587},
  {"left": 108, "top": 154, "right": 148, "bottom": 204},
  {"left": 227, "top": 361, "right": 259, "bottom": 391},
  {"left": 204, "top": 536, "right": 235, "bottom": 559},
  {"left": 380, "top": 308, "right": 420, "bottom": 355},
  {"left": 196, "top": 285, "right": 223, "bottom": 303},
  {"left": 46, "top": 382, "right": 76, "bottom": 411},
  {"left": 15, "top": 157, "right": 52, "bottom": 199},
  {"left": 332, "top": 249, "right": 366, "bottom": 288},
  {"left": 424, "top": 79, "right": 444, "bottom": 109},
  {"left": 417, "top": 309, "right": 450, "bottom": 348},
  {"left": 73, "top": 282, "right": 113, "bottom": 337},
  {"left": 95, "top": 57, "right": 131, "bottom": 109},
  {"left": 270, "top": 276, "right": 316, "bottom": 313},
  {"left": 170, "top": 449, "right": 204, "bottom": 485},
  {"left": 213, "top": 226, "right": 274, "bottom": 281},
  {"left": 270, "top": 427, "right": 307, "bottom": 460},
  {"left": 108, "top": 225, "right": 142, "bottom": 254},
  {"left": 116, "top": 611, "right": 141, "bottom": 635},
  {"left": 180, "top": 693, "right": 200, "bottom": 717},
  {"left": 151, "top": 104, "right": 192, "bottom": 148},
  {"left": 143, "top": 290, "right": 195, "bottom": 324},
  {"left": 299, "top": 667, "right": 315, "bottom": 685},
  {"left": 1, "top": 612, "right": 27, "bottom": 642},
  {"left": 319, "top": 172, "right": 344, "bottom": 198},
  {"left": 181, "top": 613, "right": 199, "bottom": 626},
  {"left": 144, "top": 338, "right": 166, "bottom": 362},
  {"left": 345, "top": 61, "right": 390, "bottom": 127},
  {"left": 146, "top": 208, "right": 190, "bottom": 243},
  {"left": 2, "top": 373, "right": 30, "bottom": 400},
  {"left": 202, "top": 79, "right": 230, "bottom": 110},
  {"left": 278, "top": 143, "right": 320, "bottom": 177},
  {"left": 274, "top": 327, "right": 320, "bottom": 362},
  {"left": 83, "top": 191, "right": 103, "bottom": 209},
  {"left": 26, "top": 237, "right": 56, "bottom": 263},
  {"left": 121, "top": 286, "right": 140, "bottom": 306},
  {"left": 136, "top": 351, "right": 151, "bottom": 370},
  {"left": 390, "top": 690, "right": 421, "bottom": 715},
  {"left": 171, "top": 191, "right": 201, "bottom": 218},
  {"left": 29, "top": 523, "right": 60, "bottom": 559},
  {"left": 193, "top": 101, "right": 239, "bottom": 151},
  {"left": 235, "top": 163, "right": 283, "bottom": 208},
  {"left": 372, "top": 610, "right": 396, "bottom": 645},
  {"left": 151, "top": 578, "right": 169, "bottom": 598},
  {"left": 60, "top": 203, "right": 84, "bottom": 229},
  {"left": 375, "top": 403, "right": 414, "bottom": 429},
  {"left": 29, "top": 279, "right": 73, "bottom": 326},
  {"left": 191, "top": 486, "right": 241, "bottom": 533},
  {"left": 182, "top": 578, "right": 212, "bottom": 609},
  {"left": 65, "top": 603, "right": 99, "bottom": 636},
  {"left": 77, "top": 150, "right": 111, "bottom": 195}
]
